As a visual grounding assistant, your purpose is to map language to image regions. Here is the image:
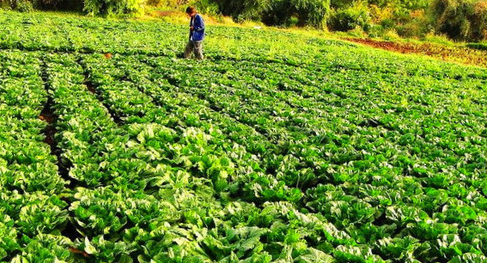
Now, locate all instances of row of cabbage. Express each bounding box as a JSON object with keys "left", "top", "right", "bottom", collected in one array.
[
  {"left": 0, "top": 51, "right": 72, "bottom": 262},
  {"left": 27, "top": 53, "right": 352, "bottom": 262},
  {"left": 72, "top": 52, "right": 487, "bottom": 262}
]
